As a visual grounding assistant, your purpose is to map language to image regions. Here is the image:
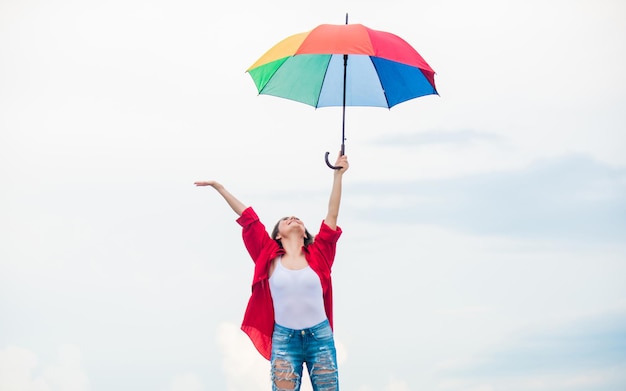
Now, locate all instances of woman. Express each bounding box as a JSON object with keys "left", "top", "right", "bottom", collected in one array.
[{"left": 194, "top": 153, "right": 348, "bottom": 391}]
